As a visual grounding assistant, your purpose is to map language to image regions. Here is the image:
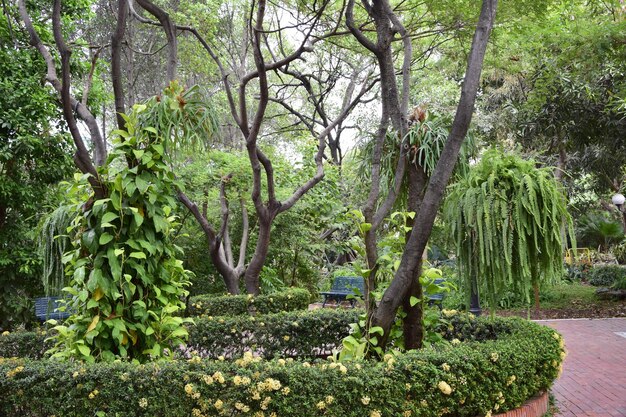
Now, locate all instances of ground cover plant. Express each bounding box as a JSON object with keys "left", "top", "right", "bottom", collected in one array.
[{"left": 0, "top": 314, "right": 565, "bottom": 417}]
